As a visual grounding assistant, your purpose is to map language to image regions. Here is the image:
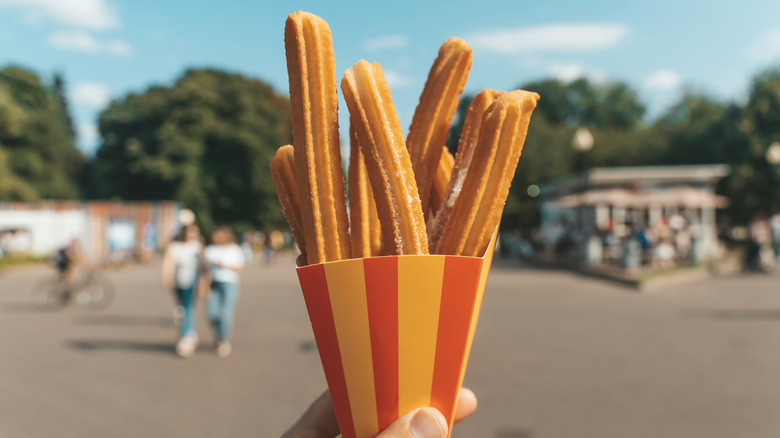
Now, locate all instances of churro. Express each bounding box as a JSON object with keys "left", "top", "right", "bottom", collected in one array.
[
  {"left": 406, "top": 38, "right": 472, "bottom": 215},
  {"left": 427, "top": 146, "right": 455, "bottom": 219},
  {"left": 341, "top": 60, "right": 428, "bottom": 255},
  {"left": 348, "top": 117, "right": 383, "bottom": 258},
  {"left": 270, "top": 145, "right": 306, "bottom": 256},
  {"left": 428, "top": 89, "right": 500, "bottom": 252},
  {"left": 285, "top": 10, "right": 351, "bottom": 264},
  {"left": 435, "top": 90, "right": 539, "bottom": 256}
]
